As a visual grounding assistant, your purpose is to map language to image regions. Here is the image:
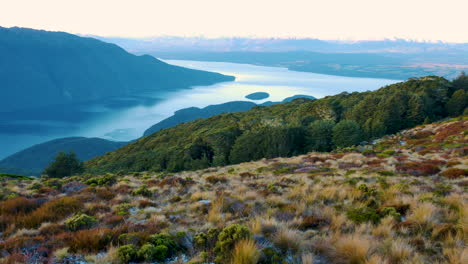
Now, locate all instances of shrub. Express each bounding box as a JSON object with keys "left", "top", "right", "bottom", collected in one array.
[
  {"left": 194, "top": 227, "right": 220, "bottom": 251},
  {"left": 19, "top": 196, "right": 82, "bottom": 228},
  {"left": 138, "top": 243, "right": 158, "bottom": 261},
  {"left": 131, "top": 185, "right": 152, "bottom": 197},
  {"left": 65, "top": 213, "right": 97, "bottom": 231},
  {"left": 43, "top": 152, "right": 84, "bottom": 178},
  {"left": 43, "top": 178, "right": 63, "bottom": 189},
  {"left": 154, "top": 245, "right": 169, "bottom": 261},
  {"left": 0, "top": 197, "right": 38, "bottom": 215},
  {"left": 380, "top": 207, "right": 401, "bottom": 221},
  {"left": 440, "top": 168, "right": 467, "bottom": 179},
  {"left": 377, "top": 170, "right": 395, "bottom": 176},
  {"left": 258, "top": 247, "right": 283, "bottom": 264},
  {"left": 117, "top": 245, "right": 138, "bottom": 263},
  {"left": 433, "top": 183, "right": 453, "bottom": 196},
  {"left": 206, "top": 175, "right": 227, "bottom": 184},
  {"left": 95, "top": 187, "right": 115, "bottom": 200},
  {"left": 346, "top": 207, "right": 381, "bottom": 224},
  {"left": 116, "top": 203, "right": 133, "bottom": 216},
  {"left": 149, "top": 233, "right": 178, "bottom": 258},
  {"left": 85, "top": 173, "right": 117, "bottom": 186},
  {"left": 68, "top": 228, "right": 113, "bottom": 253},
  {"left": 396, "top": 162, "right": 441, "bottom": 176},
  {"left": 215, "top": 224, "right": 251, "bottom": 263}
]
